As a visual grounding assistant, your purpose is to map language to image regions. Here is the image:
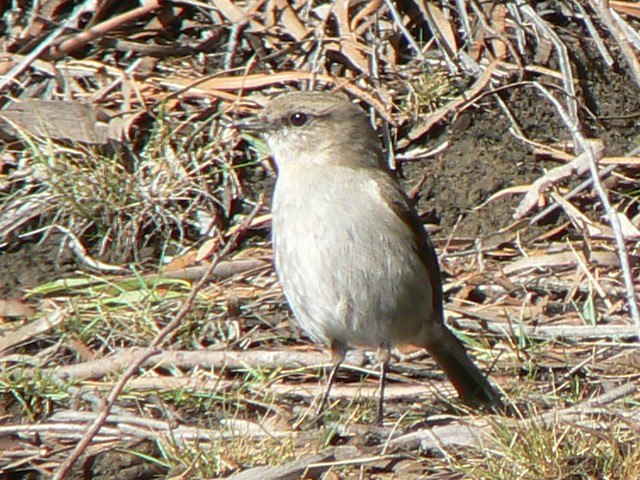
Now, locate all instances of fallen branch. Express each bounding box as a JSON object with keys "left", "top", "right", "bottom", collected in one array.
[{"left": 514, "top": 140, "right": 604, "bottom": 220}]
